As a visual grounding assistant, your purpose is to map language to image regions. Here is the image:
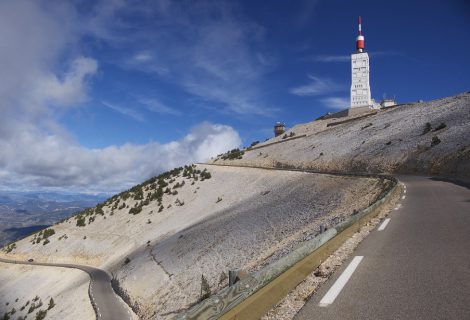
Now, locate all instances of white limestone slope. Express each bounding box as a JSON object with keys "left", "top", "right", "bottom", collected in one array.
[
  {"left": 221, "top": 92, "right": 470, "bottom": 180},
  {"left": 3, "top": 92, "right": 467, "bottom": 320},
  {"left": 1, "top": 165, "right": 386, "bottom": 319},
  {"left": 0, "top": 262, "right": 94, "bottom": 319}
]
